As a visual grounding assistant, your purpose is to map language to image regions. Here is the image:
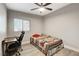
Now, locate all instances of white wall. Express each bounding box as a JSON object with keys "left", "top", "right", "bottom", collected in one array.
[
  {"left": 44, "top": 3, "right": 79, "bottom": 52},
  {"left": 7, "top": 10, "right": 43, "bottom": 44},
  {"left": 0, "top": 4, "right": 7, "bottom": 55}
]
